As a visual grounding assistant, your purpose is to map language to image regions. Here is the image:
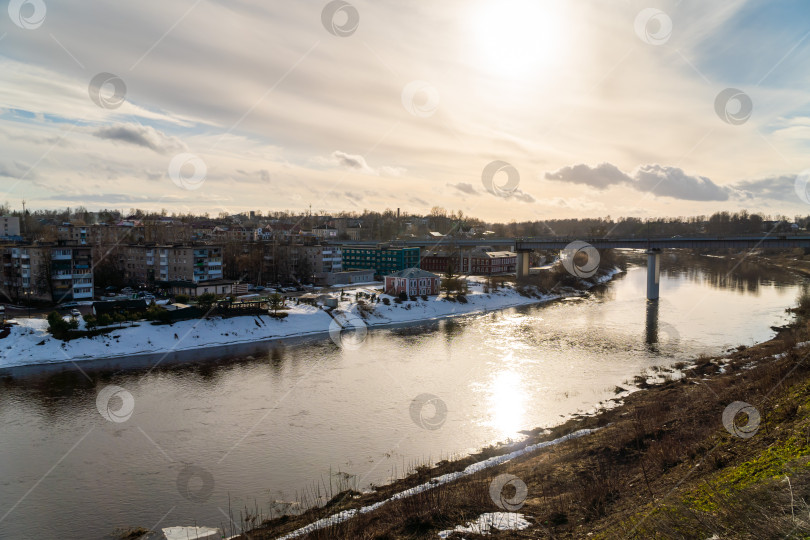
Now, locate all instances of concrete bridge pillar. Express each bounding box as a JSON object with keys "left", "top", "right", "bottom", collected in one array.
[
  {"left": 516, "top": 251, "right": 530, "bottom": 279},
  {"left": 646, "top": 249, "right": 661, "bottom": 301}
]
